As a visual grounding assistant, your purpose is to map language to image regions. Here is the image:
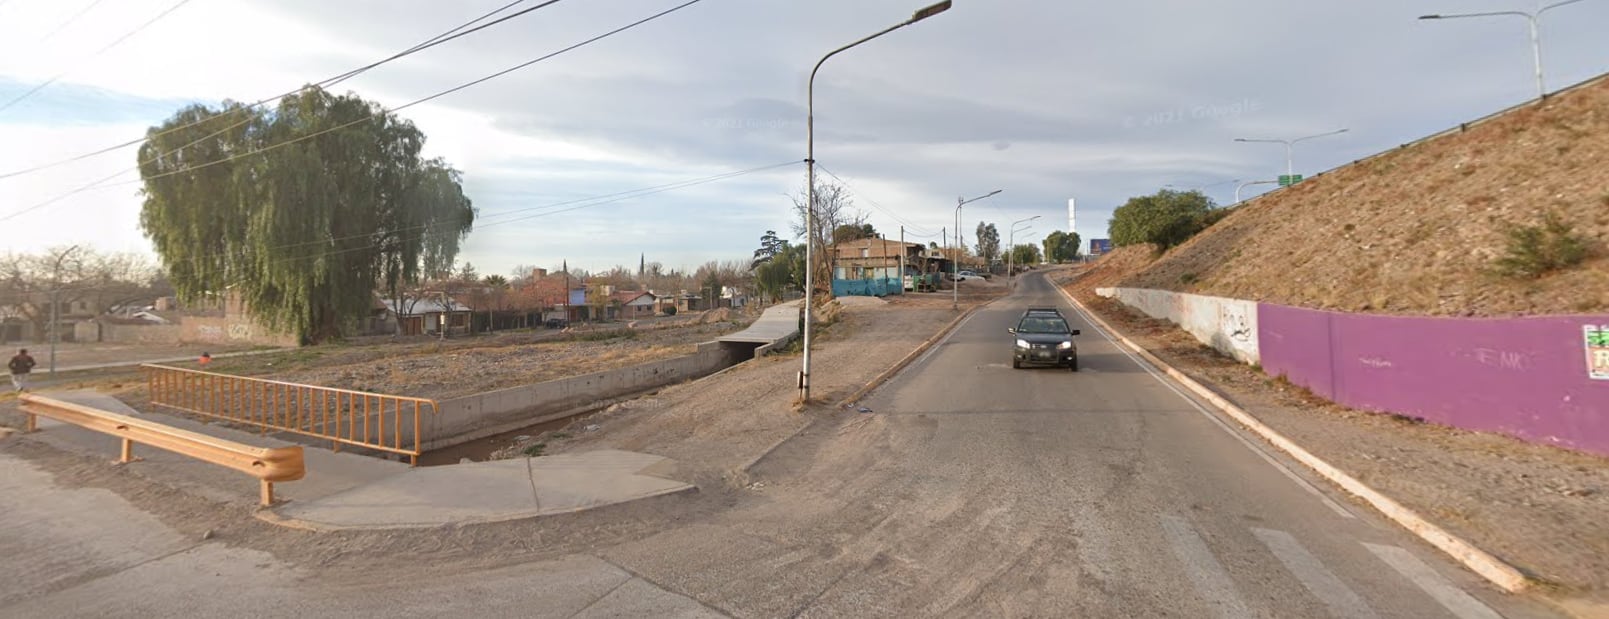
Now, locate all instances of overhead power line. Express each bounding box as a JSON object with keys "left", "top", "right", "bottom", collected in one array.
[
  {"left": 814, "top": 164, "right": 939, "bottom": 237},
  {"left": 0, "top": 0, "right": 561, "bottom": 182},
  {"left": 38, "top": 0, "right": 111, "bottom": 45},
  {"left": 0, "top": 0, "right": 706, "bottom": 223},
  {"left": 0, "top": 0, "right": 194, "bottom": 114}
]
